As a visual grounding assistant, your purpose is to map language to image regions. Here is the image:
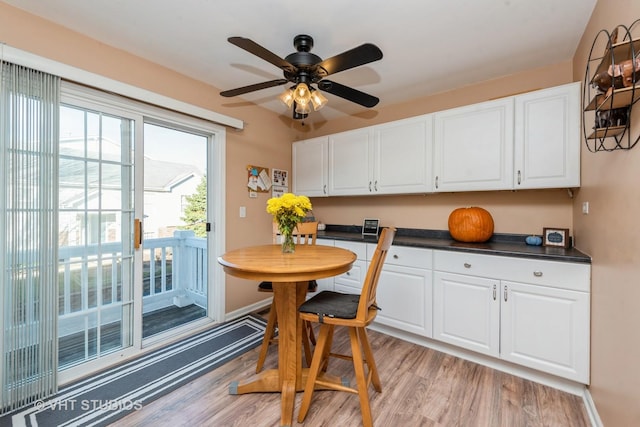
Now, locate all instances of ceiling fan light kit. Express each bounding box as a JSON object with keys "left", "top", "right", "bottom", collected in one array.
[{"left": 221, "top": 34, "right": 383, "bottom": 120}]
